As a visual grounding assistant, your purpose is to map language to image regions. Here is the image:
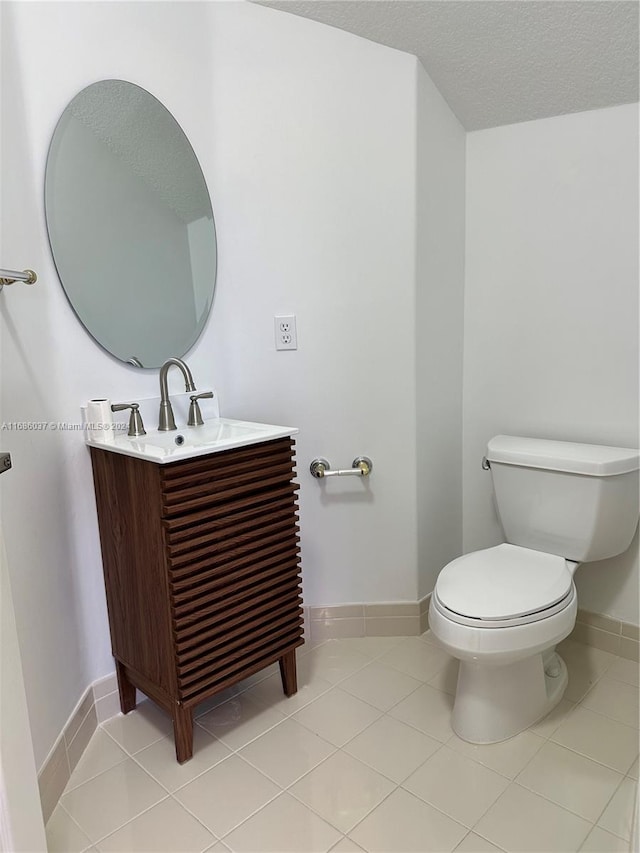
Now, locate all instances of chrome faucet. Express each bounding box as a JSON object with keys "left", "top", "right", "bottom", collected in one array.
[{"left": 158, "top": 358, "right": 196, "bottom": 431}]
